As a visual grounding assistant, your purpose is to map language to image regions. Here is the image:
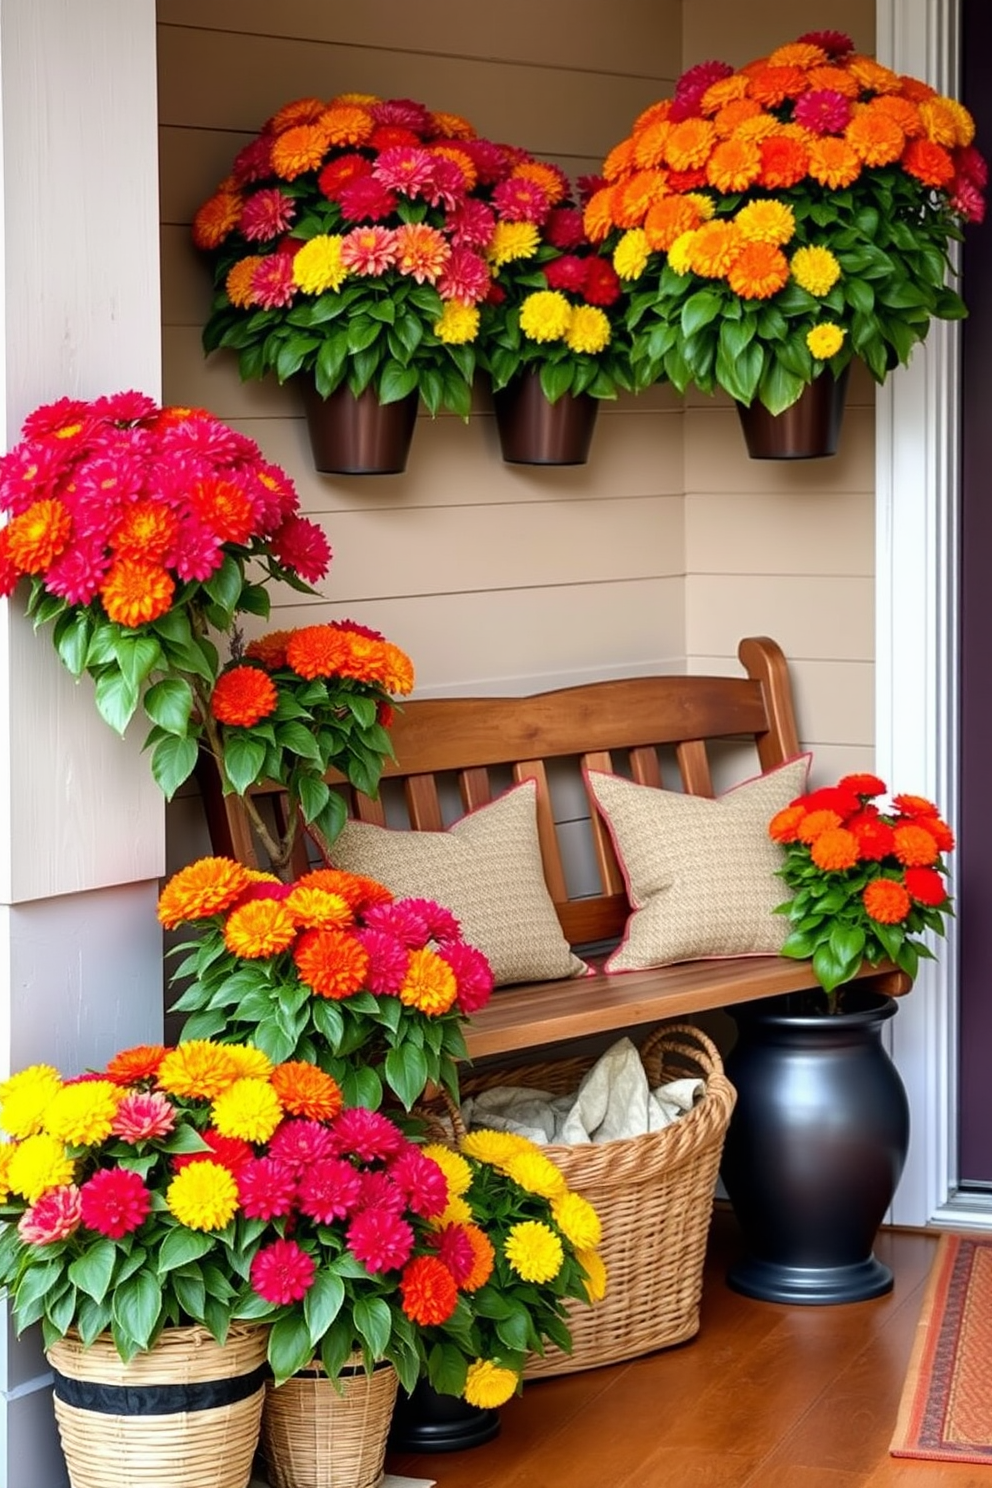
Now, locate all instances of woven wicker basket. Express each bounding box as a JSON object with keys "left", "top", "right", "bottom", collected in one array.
[
  {"left": 260, "top": 1356, "right": 398, "bottom": 1488},
  {"left": 45, "top": 1322, "right": 268, "bottom": 1488},
  {"left": 459, "top": 1022, "right": 736, "bottom": 1377}
]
